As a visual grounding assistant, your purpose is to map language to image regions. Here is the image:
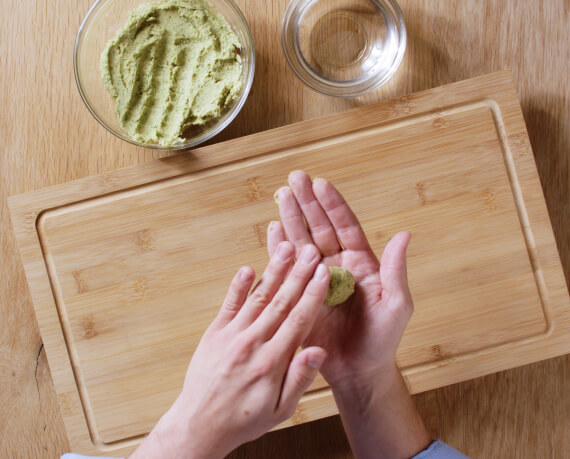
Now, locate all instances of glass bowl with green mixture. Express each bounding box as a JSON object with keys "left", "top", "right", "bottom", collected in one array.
[{"left": 74, "top": 0, "right": 254, "bottom": 150}]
